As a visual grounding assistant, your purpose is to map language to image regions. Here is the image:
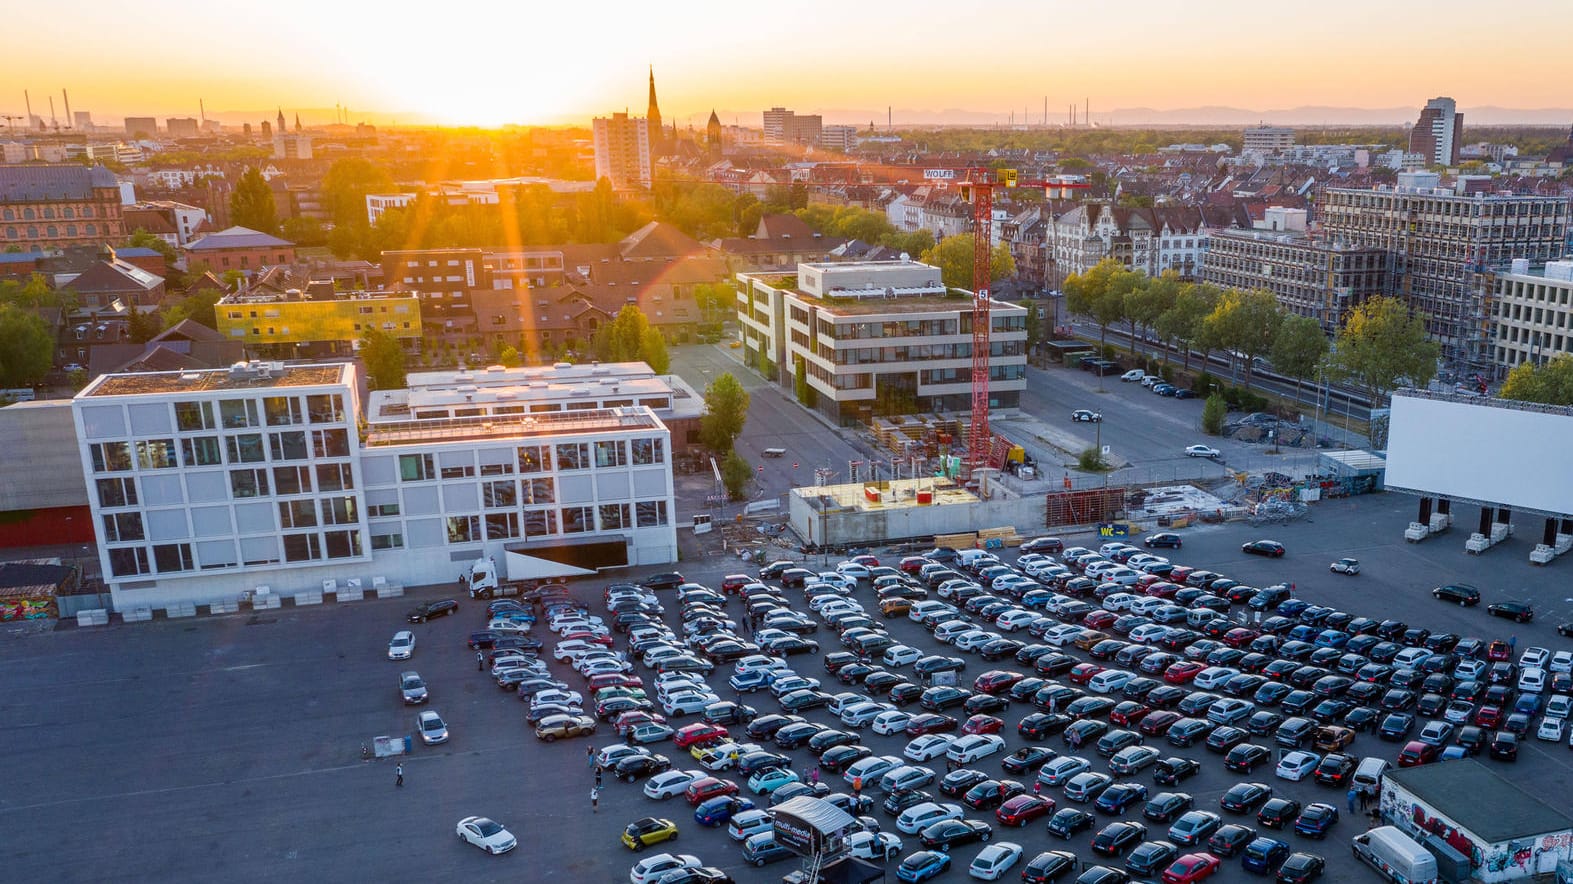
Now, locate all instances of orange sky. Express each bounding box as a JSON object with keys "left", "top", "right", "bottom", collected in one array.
[{"left": 5, "top": 0, "right": 1571, "bottom": 127}]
